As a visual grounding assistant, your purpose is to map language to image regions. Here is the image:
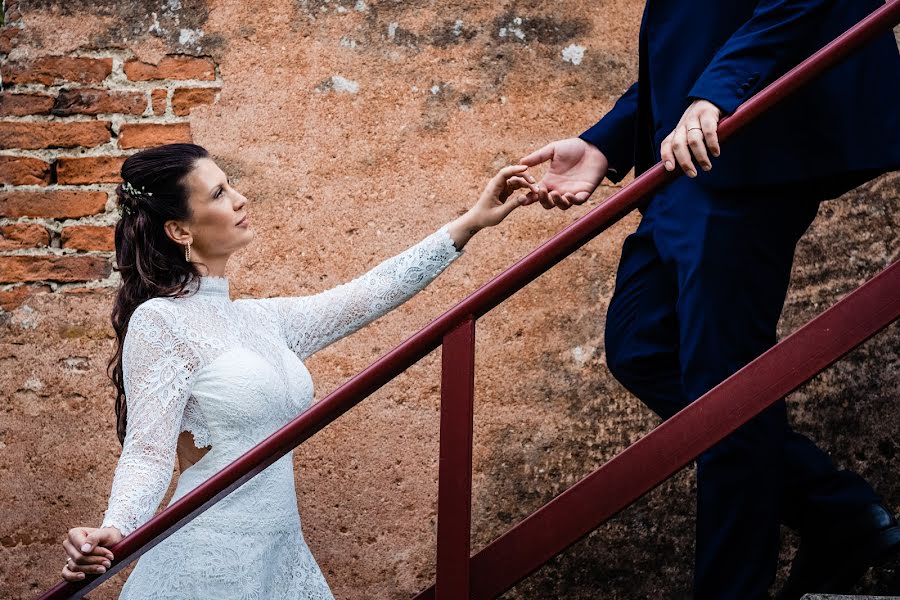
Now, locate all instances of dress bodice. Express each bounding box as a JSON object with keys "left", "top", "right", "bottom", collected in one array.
[{"left": 100, "top": 225, "right": 461, "bottom": 537}]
